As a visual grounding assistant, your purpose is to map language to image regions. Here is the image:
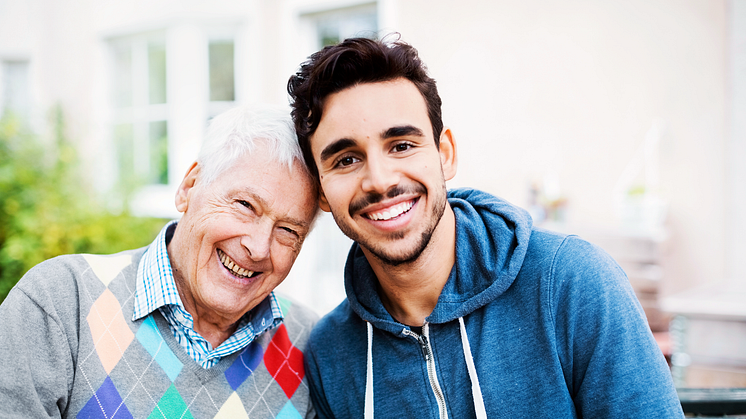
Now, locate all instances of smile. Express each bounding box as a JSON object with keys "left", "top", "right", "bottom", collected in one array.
[
  {"left": 365, "top": 199, "right": 415, "bottom": 221},
  {"left": 217, "top": 249, "right": 258, "bottom": 279}
]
